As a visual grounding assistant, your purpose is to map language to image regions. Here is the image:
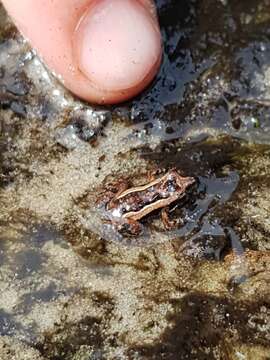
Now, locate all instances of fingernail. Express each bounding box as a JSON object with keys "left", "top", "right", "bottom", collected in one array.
[{"left": 73, "top": 0, "right": 161, "bottom": 92}]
